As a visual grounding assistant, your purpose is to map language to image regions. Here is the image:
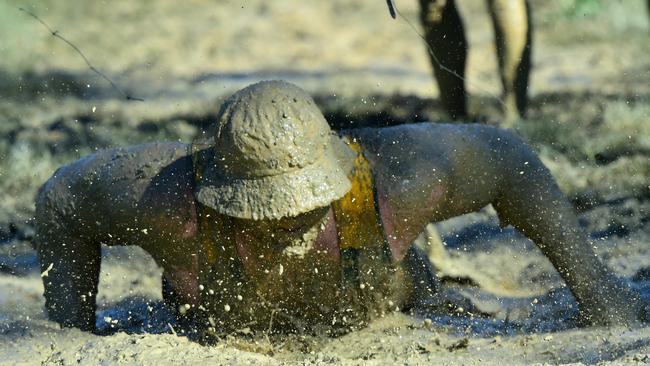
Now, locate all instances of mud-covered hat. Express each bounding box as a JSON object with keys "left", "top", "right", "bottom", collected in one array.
[{"left": 195, "top": 80, "right": 354, "bottom": 220}]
